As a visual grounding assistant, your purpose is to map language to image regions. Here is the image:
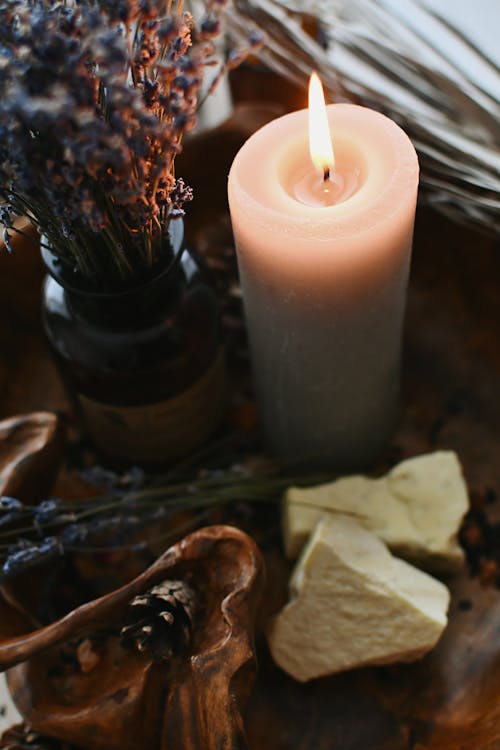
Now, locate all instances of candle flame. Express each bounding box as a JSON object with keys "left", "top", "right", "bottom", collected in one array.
[{"left": 308, "top": 72, "right": 335, "bottom": 179}]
